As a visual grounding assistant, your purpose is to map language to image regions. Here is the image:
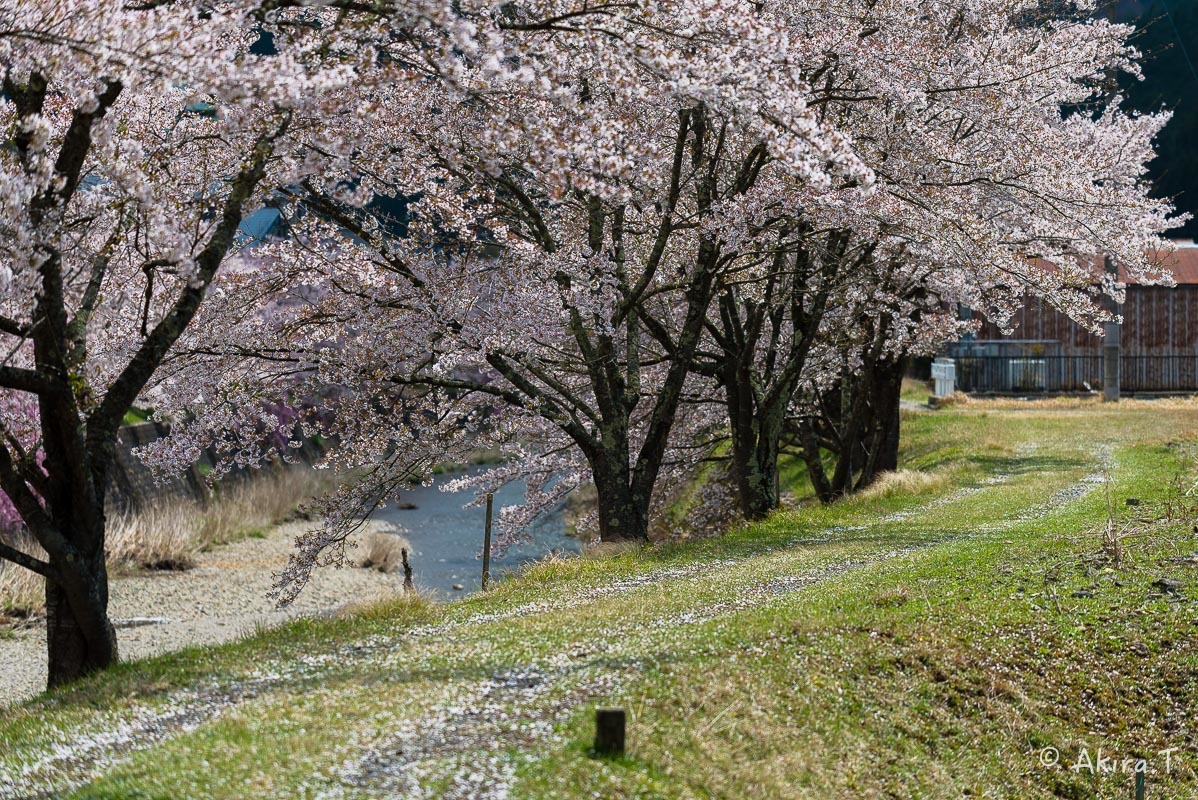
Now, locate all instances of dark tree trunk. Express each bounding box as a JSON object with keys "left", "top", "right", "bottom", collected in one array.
[
  {"left": 868, "top": 356, "right": 905, "bottom": 478},
  {"left": 45, "top": 557, "right": 118, "bottom": 687},
  {"left": 591, "top": 454, "right": 650, "bottom": 542},
  {"left": 725, "top": 374, "right": 784, "bottom": 520},
  {"left": 731, "top": 436, "right": 780, "bottom": 521},
  {"left": 796, "top": 416, "right": 835, "bottom": 503},
  {"left": 708, "top": 240, "right": 832, "bottom": 521},
  {"left": 794, "top": 352, "right": 908, "bottom": 502},
  {"left": 851, "top": 354, "right": 906, "bottom": 491},
  {"left": 30, "top": 397, "right": 122, "bottom": 686}
]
